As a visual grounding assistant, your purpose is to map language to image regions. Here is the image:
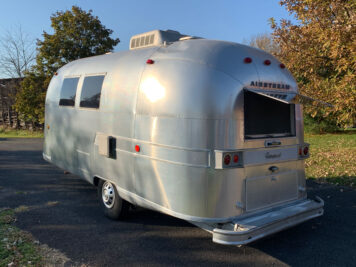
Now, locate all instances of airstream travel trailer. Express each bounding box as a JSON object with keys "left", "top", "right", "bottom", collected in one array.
[{"left": 43, "top": 29, "right": 326, "bottom": 245}]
